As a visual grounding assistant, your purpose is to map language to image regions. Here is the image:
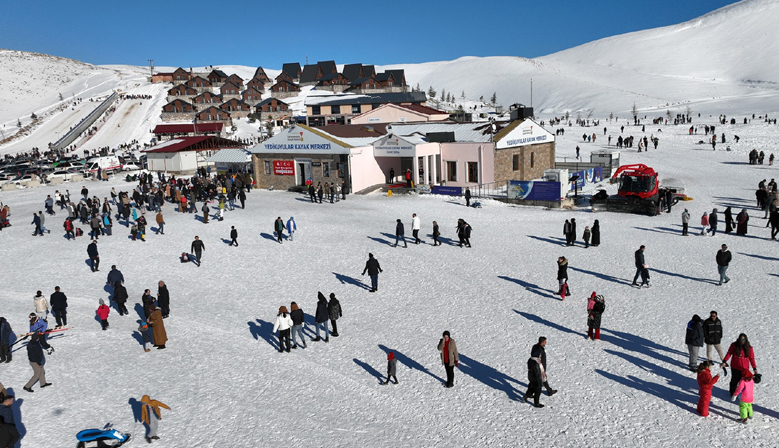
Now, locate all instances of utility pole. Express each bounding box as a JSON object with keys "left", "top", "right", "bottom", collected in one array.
[
  {"left": 148, "top": 59, "right": 154, "bottom": 78},
  {"left": 530, "top": 78, "right": 533, "bottom": 108}
]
